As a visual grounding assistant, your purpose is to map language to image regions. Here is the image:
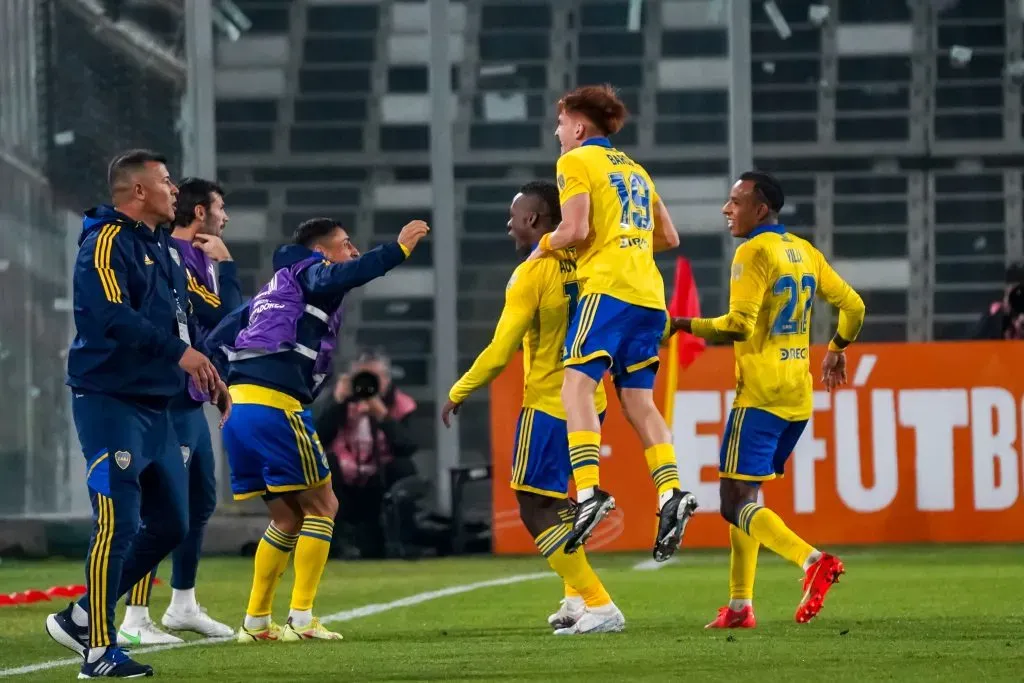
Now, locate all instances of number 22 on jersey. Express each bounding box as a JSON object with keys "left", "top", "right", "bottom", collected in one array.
[
  {"left": 608, "top": 172, "right": 652, "bottom": 231},
  {"left": 771, "top": 273, "right": 816, "bottom": 336}
]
